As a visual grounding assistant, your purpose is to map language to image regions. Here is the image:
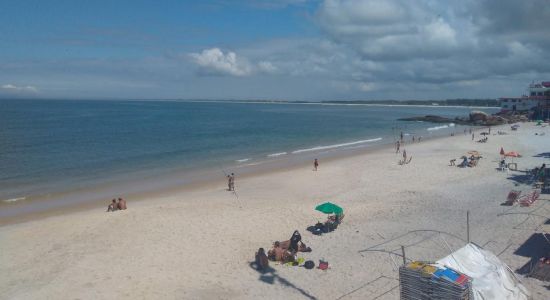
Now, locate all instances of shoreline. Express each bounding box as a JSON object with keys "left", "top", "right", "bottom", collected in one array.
[
  {"left": 0, "top": 125, "right": 488, "bottom": 227},
  {"left": 1, "top": 122, "right": 548, "bottom": 299}
]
